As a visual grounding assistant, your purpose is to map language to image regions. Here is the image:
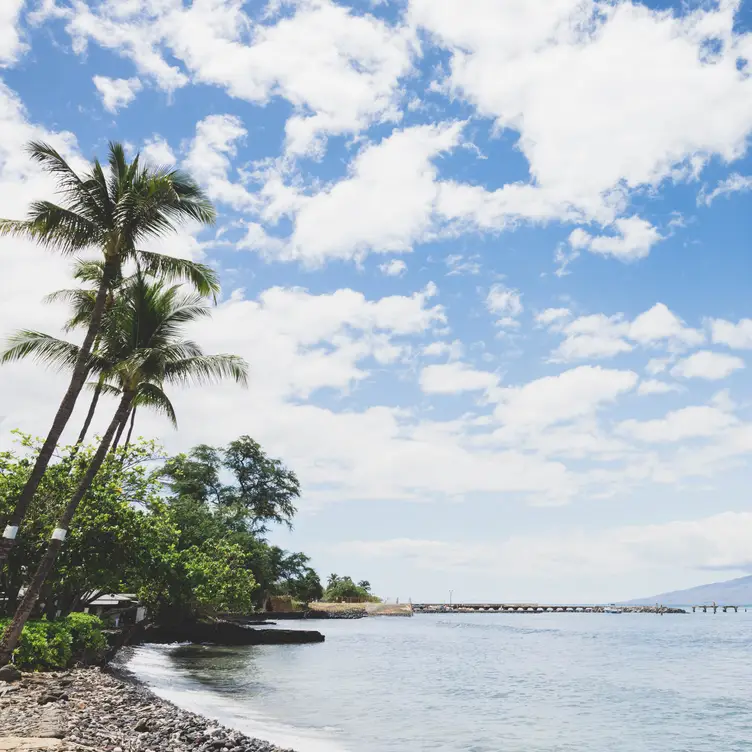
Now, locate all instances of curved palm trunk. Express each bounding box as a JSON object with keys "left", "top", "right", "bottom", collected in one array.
[
  {"left": 76, "top": 375, "right": 105, "bottom": 446},
  {"left": 0, "top": 389, "right": 134, "bottom": 665},
  {"left": 123, "top": 407, "right": 137, "bottom": 448},
  {"left": 0, "top": 259, "right": 119, "bottom": 564}
]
